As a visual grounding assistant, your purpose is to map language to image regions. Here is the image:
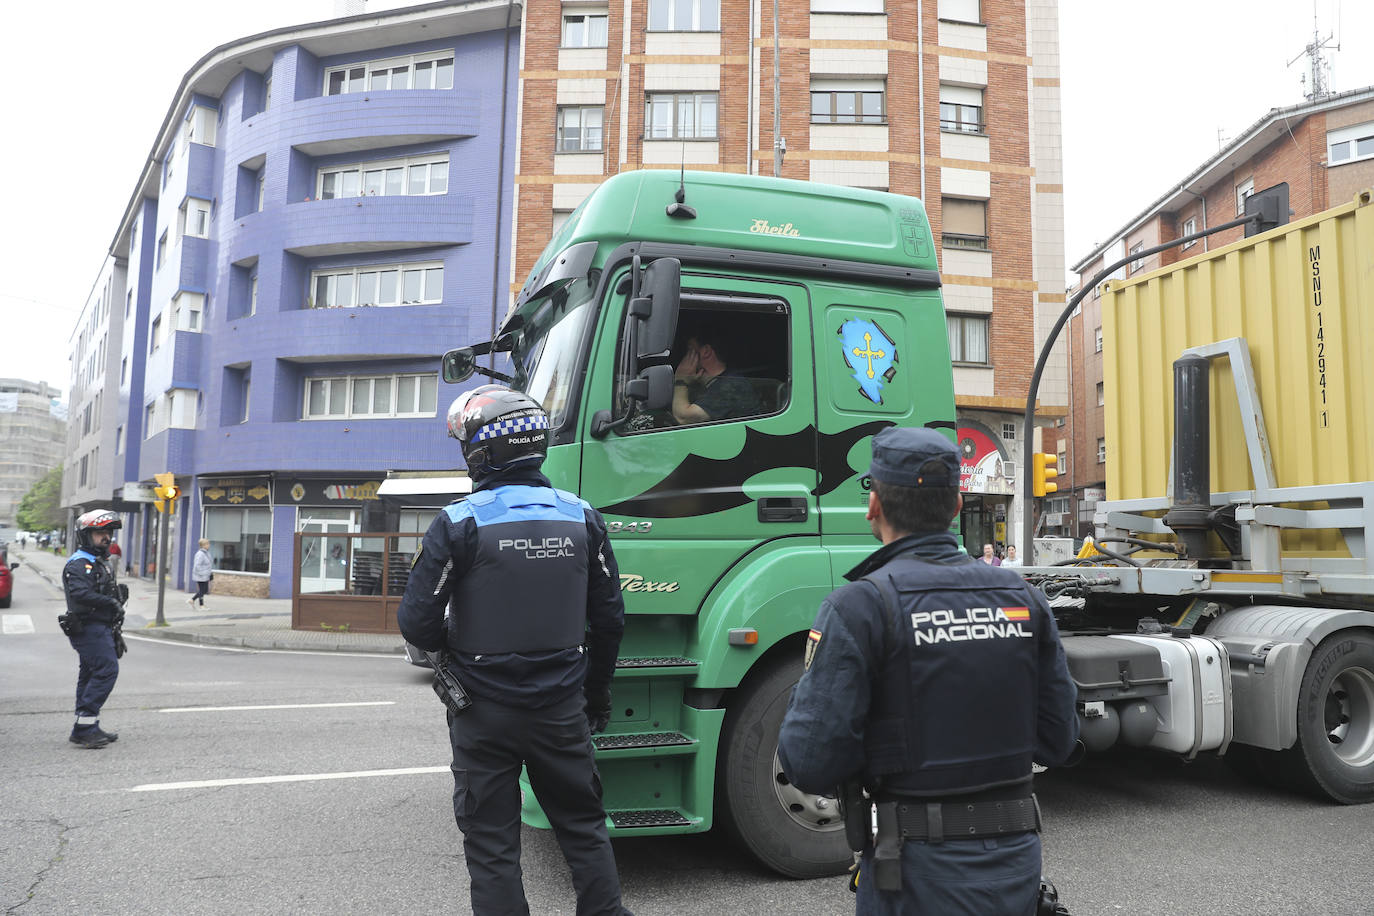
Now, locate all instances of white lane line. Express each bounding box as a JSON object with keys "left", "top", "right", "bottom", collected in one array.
[
  {"left": 122, "top": 633, "right": 402, "bottom": 660},
  {"left": 131, "top": 765, "right": 449, "bottom": 792},
  {"left": 2, "top": 614, "right": 36, "bottom": 635},
  {"left": 159, "top": 701, "right": 396, "bottom": 713}
]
